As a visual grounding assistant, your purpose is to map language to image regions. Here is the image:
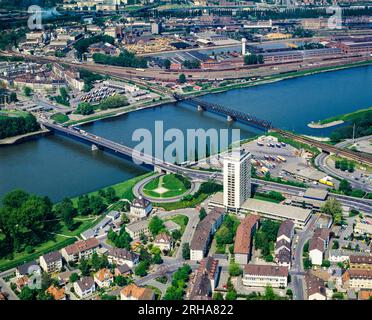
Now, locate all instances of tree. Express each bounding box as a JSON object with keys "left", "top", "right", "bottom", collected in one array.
[
  {"left": 339, "top": 179, "right": 352, "bottom": 195},
  {"left": 79, "top": 258, "right": 90, "bottom": 276},
  {"left": 225, "top": 289, "right": 237, "bottom": 300},
  {"left": 229, "top": 262, "right": 242, "bottom": 277},
  {"left": 134, "top": 261, "right": 149, "bottom": 277},
  {"left": 164, "top": 59, "right": 171, "bottom": 69},
  {"left": 153, "top": 252, "right": 163, "bottom": 265},
  {"left": 0, "top": 190, "right": 54, "bottom": 257},
  {"left": 114, "top": 275, "right": 127, "bottom": 286},
  {"left": 9, "top": 92, "right": 17, "bottom": 102},
  {"left": 77, "top": 195, "right": 91, "bottom": 216},
  {"left": 69, "top": 273, "right": 79, "bottom": 283},
  {"left": 182, "top": 243, "right": 190, "bottom": 260},
  {"left": 19, "top": 287, "right": 37, "bottom": 300},
  {"left": 172, "top": 229, "right": 182, "bottom": 241},
  {"left": 322, "top": 198, "right": 343, "bottom": 225},
  {"left": 23, "top": 86, "right": 32, "bottom": 97},
  {"left": 55, "top": 198, "right": 76, "bottom": 230},
  {"left": 91, "top": 252, "right": 108, "bottom": 271},
  {"left": 213, "top": 292, "right": 224, "bottom": 300},
  {"left": 332, "top": 240, "right": 339, "bottom": 249},
  {"left": 105, "top": 187, "right": 118, "bottom": 203},
  {"left": 178, "top": 73, "right": 186, "bottom": 84},
  {"left": 199, "top": 207, "right": 207, "bottom": 221},
  {"left": 76, "top": 102, "right": 94, "bottom": 115},
  {"left": 322, "top": 260, "right": 331, "bottom": 268},
  {"left": 148, "top": 216, "right": 165, "bottom": 236},
  {"left": 89, "top": 195, "right": 106, "bottom": 215}
]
